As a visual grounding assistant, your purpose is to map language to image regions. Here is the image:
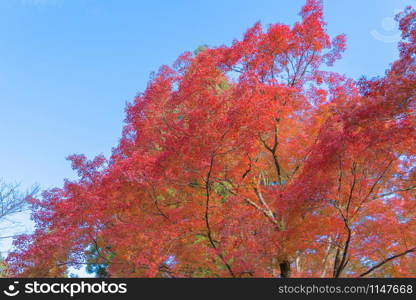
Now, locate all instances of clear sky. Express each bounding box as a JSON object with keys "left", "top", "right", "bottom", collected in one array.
[{"left": 0, "top": 0, "right": 414, "bottom": 272}]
